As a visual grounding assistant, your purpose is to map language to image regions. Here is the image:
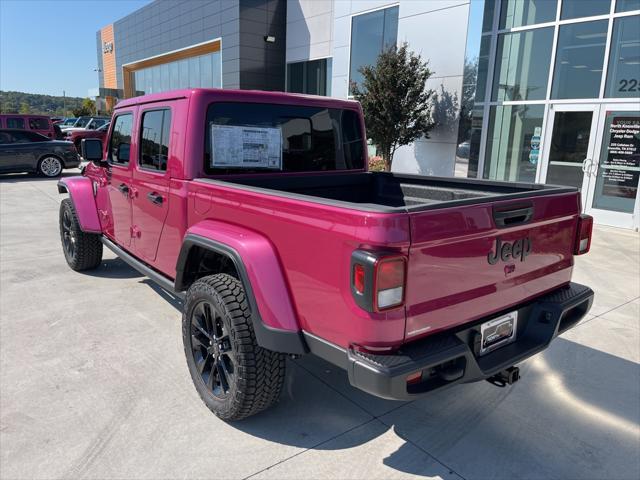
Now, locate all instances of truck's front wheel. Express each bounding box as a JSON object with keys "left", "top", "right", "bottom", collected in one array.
[
  {"left": 182, "top": 274, "right": 286, "bottom": 420},
  {"left": 59, "top": 198, "right": 103, "bottom": 271}
]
